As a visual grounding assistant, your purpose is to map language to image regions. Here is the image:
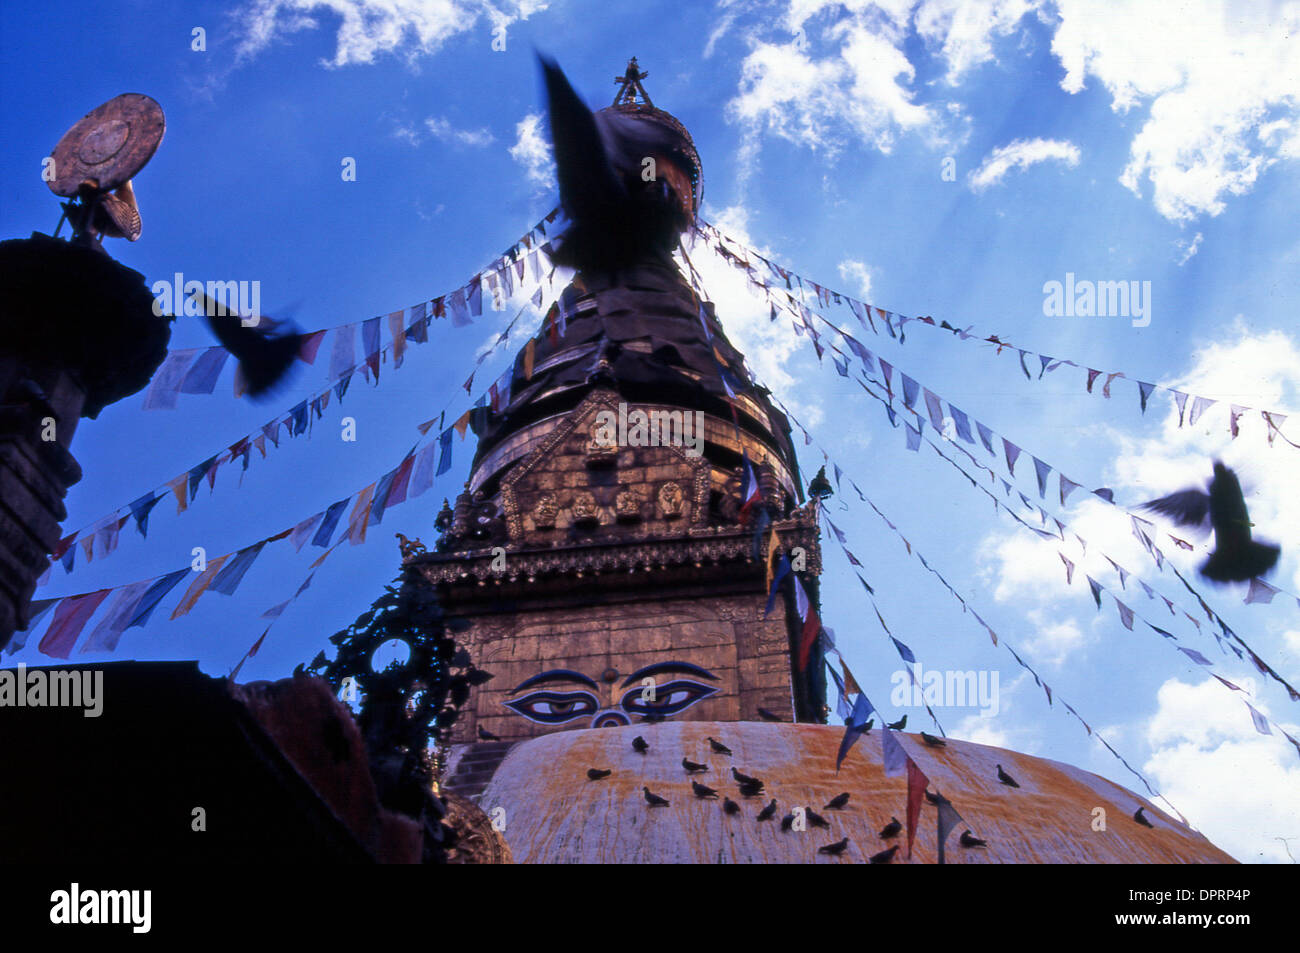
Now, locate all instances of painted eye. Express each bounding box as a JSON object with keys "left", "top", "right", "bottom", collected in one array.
[
  {"left": 503, "top": 690, "right": 599, "bottom": 725},
  {"left": 620, "top": 679, "right": 718, "bottom": 717}
]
